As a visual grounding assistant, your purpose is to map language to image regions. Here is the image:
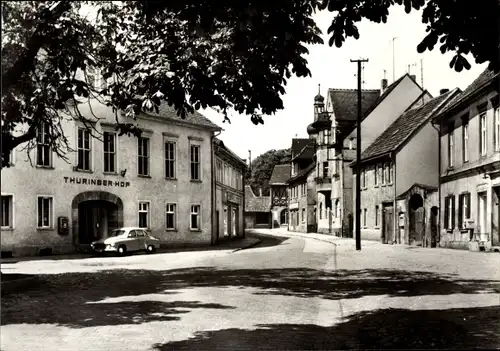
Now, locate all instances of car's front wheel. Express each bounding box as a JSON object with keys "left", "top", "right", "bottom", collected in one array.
[
  {"left": 118, "top": 245, "right": 127, "bottom": 255},
  {"left": 146, "top": 244, "right": 156, "bottom": 254}
]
